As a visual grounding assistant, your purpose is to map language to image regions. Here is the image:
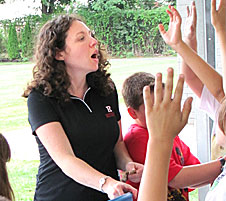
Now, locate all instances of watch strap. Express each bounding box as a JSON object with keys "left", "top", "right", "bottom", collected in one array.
[
  {"left": 219, "top": 157, "right": 225, "bottom": 172},
  {"left": 99, "top": 176, "right": 110, "bottom": 193}
]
